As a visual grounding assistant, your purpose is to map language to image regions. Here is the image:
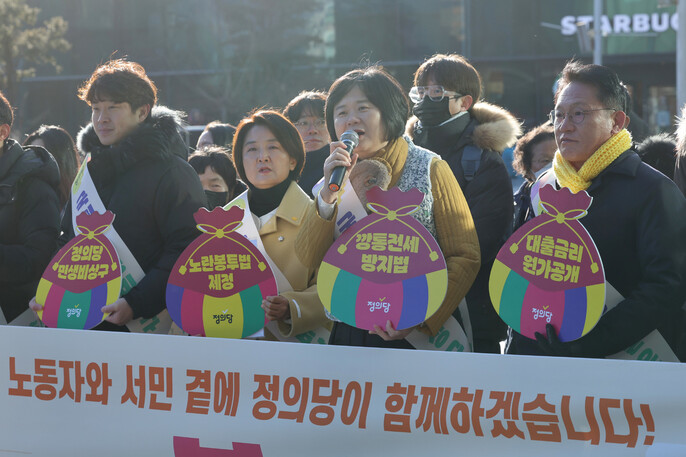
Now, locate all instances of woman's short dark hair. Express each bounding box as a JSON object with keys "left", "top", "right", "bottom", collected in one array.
[
  {"left": 513, "top": 122, "right": 555, "bottom": 182},
  {"left": 554, "top": 60, "right": 627, "bottom": 113},
  {"left": 77, "top": 59, "right": 157, "bottom": 114},
  {"left": 24, "top": 125, "right": 80, "bottom": 205},
  {"left": 325, "top": 66, "right": 409, "bottom": 142},
  {"left": 232, "top": 110, "right": 305, "bottom": 184},
  {"left": 189, "top": 145, "right": 238, "bottom": 189},
  {"left": 203, "top": 121, "right": 236, "bottom": 148},
  {"left": 413, "top": 54, "right": 482, "bottom": 106},
  {"left": 283, "top": 90, "right": 327, "bottom": 123}
]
